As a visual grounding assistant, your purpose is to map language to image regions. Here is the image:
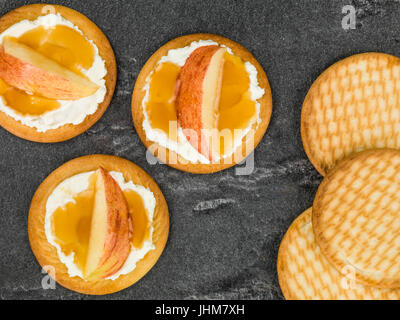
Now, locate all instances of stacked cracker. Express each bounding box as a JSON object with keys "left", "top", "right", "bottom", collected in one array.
[{"left": 278, "top": 53, "right": 400, "bottom": 300}]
